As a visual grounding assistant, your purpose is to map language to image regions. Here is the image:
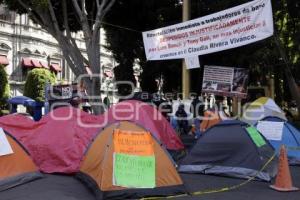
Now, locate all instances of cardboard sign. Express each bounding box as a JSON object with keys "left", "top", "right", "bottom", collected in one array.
[
  {"left": 113, "top": 153, "right": 156, "bottom": 188},
  {"left": 113, "top": 129, "right": 154, "bottom": 156},
  {"left": 0, "top": 128, "right": 14, "bottom": 156},
  {"left": 256, "top": 121, "right": 284, "bottom": 141},
  {"left": 246, "top": 126, "right": 266, "bottom": 147}
]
